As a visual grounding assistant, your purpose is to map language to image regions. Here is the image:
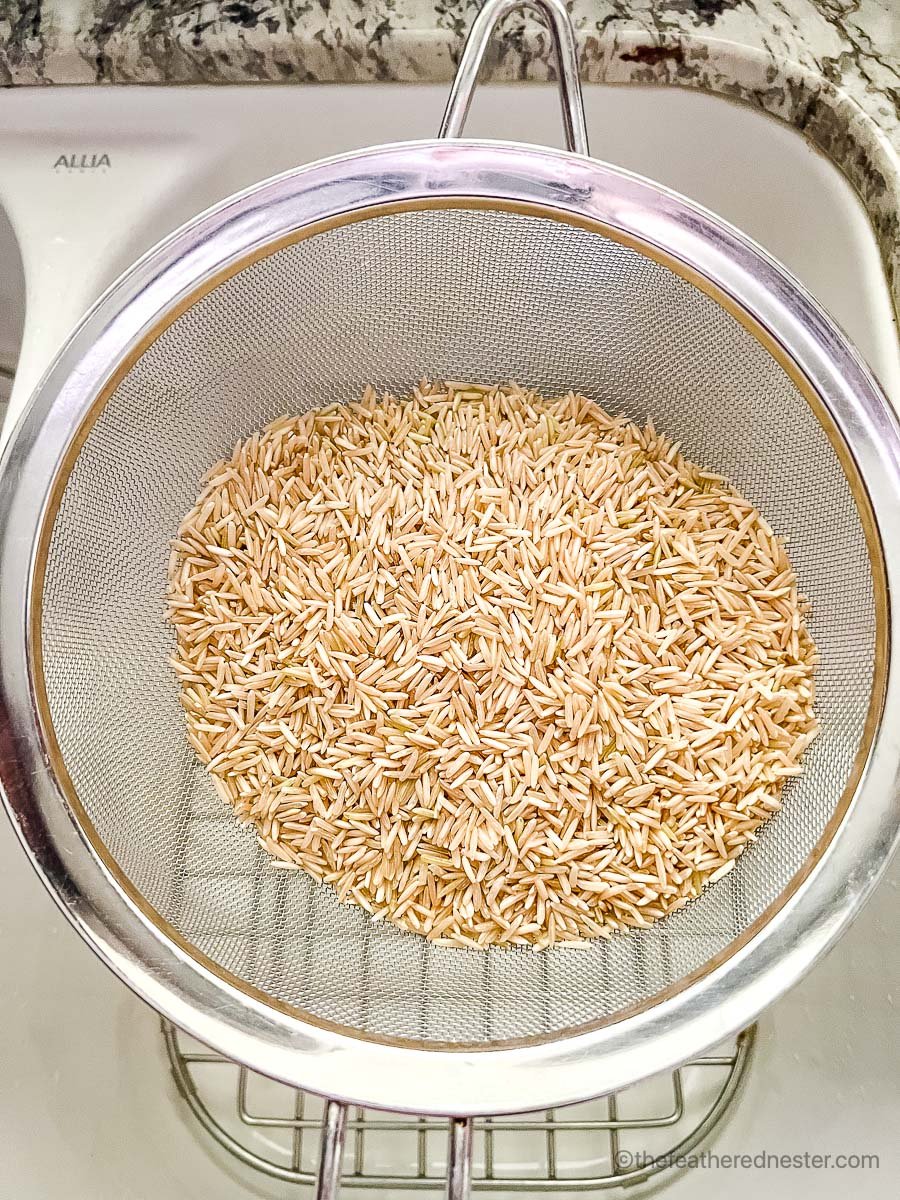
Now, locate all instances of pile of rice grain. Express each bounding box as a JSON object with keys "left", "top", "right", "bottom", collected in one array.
[{"left": 167, "top": 382, "right": 818, "bottom": 950}]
